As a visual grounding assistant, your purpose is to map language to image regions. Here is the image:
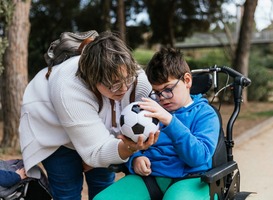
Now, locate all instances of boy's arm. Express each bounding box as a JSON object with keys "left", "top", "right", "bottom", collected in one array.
[
  {"left": 0, "top": 169, "right": 21, "bottom": 187},
  {"left": 162, "top": 106, "right": 220, "bottom": 167}
]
